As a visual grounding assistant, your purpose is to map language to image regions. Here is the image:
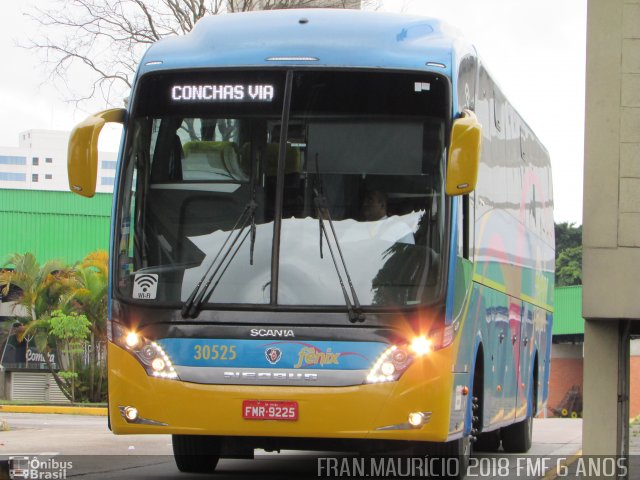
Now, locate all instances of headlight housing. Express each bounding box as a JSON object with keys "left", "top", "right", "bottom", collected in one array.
[
  {"left": 366, "top": 326, "right": 453, "bottom": 384},
  {"left": 112, "top": 322, "right": 178, "bottom": 380}
]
